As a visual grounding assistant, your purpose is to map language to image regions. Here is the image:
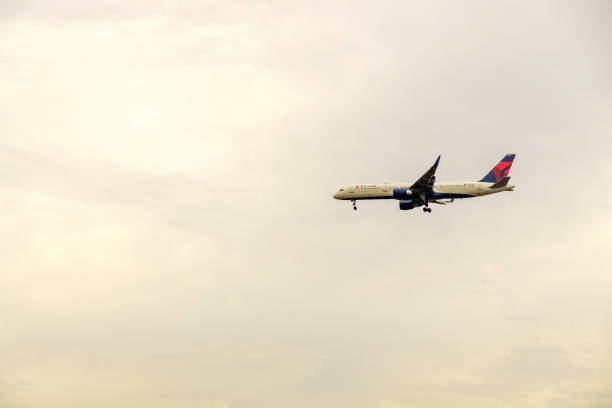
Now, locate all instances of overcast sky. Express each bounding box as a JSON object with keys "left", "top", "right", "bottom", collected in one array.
[{"left": 1, "top": 1, "right": 611, "bottom": 407}]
